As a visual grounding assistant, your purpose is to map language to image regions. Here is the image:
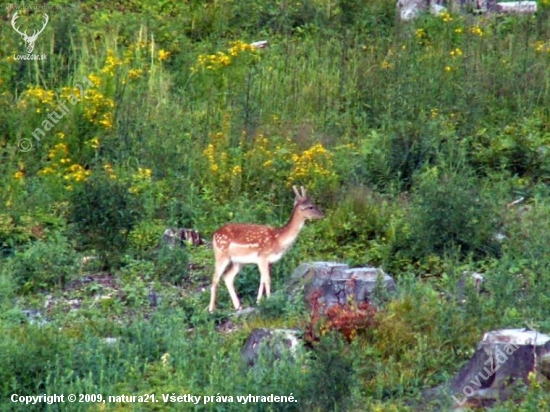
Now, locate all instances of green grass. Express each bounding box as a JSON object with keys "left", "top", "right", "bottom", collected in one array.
[{"left": 1, "top": 0, "right": 550, "bottom": 410}]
